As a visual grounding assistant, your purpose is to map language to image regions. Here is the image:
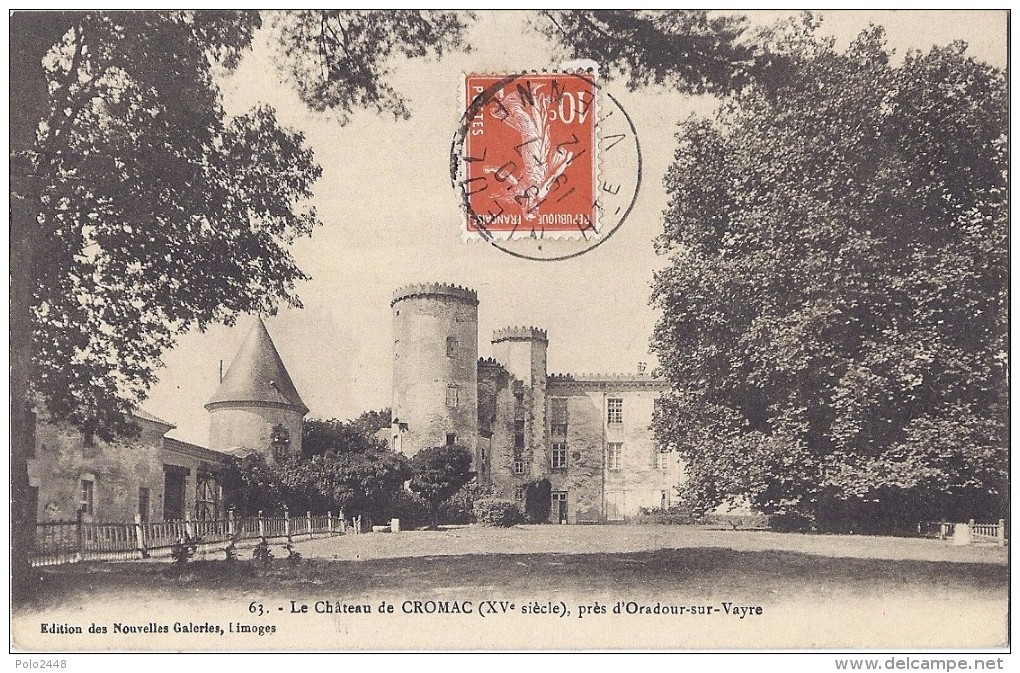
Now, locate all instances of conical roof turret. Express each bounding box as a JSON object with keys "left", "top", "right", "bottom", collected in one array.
[{"left": 205, "top": 318, "right": 308, "bottom": 414}]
